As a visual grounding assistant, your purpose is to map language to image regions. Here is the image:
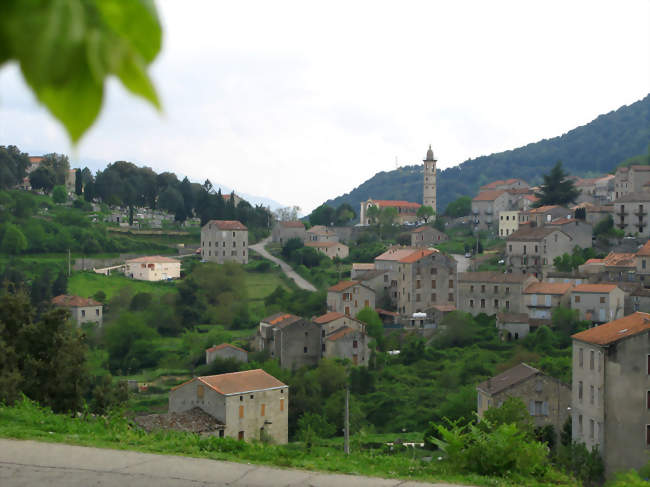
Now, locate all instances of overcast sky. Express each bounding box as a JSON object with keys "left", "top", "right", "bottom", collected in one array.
[{"left": 1, "top": 0, "right": 648, "bottom": 212}]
